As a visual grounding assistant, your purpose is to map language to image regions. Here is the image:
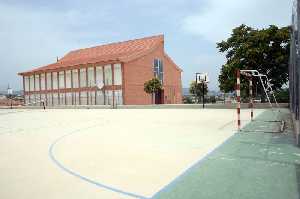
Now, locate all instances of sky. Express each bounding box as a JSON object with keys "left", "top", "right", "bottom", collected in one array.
[{"left": 0, "top": 0, "right": 293, "bottom": 91}]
